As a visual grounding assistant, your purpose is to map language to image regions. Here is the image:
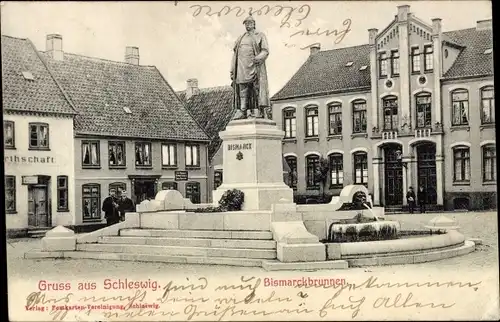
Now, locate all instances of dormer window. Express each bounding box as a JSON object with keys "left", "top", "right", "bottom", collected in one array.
[
  {"left": 484, "top": 48, "right": 493, "bottom": 54},
  {"left": 22, "top": 71, "right": 35, "bottom": 80},
  {"left": 123, "top": 107, "right": 132, "bottom": 114},
  {"left": 345, "top": 61, "right": 354, "bottom": 67},
  {"left": 359, "top": 65, "right": 368, "bottom": 71}
]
